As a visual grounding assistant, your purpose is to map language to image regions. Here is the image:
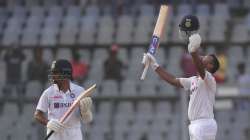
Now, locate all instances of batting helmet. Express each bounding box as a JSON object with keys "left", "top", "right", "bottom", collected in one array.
[
  {"left": 48, "top": 59, "right": 73, "bottom": 82},
  {"left": 179, "top": 15, "right": 200, "bottom": 31}
]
